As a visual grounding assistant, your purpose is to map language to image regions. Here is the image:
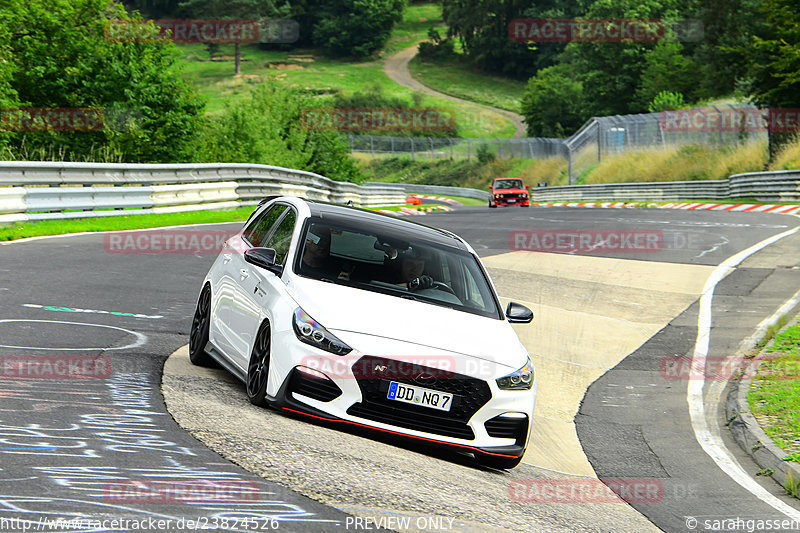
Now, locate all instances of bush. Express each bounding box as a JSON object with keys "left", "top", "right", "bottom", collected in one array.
[
  {"left": 647, "top": 91, "right": 687, "bottom": 113},
  {"left": 2, "top": 0, "right": 205, "bottom": 163},
  {"left": 521, "top": 65, "right": 586, "bottom": 137},
  {"left": 201, "top": 81, "right": 360, "bottom": 182},
  {"left": 312, "top": 0, "right": 406, "bottom": 58},
  {"left": 476, "top": 143, "right": 496, "bottom": 163},
  {"left": 328, "top": 84, "right": 458, "bottom": 137},
  {"left": 418, "top": 28, "right": 458, "bottom": 61}
]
